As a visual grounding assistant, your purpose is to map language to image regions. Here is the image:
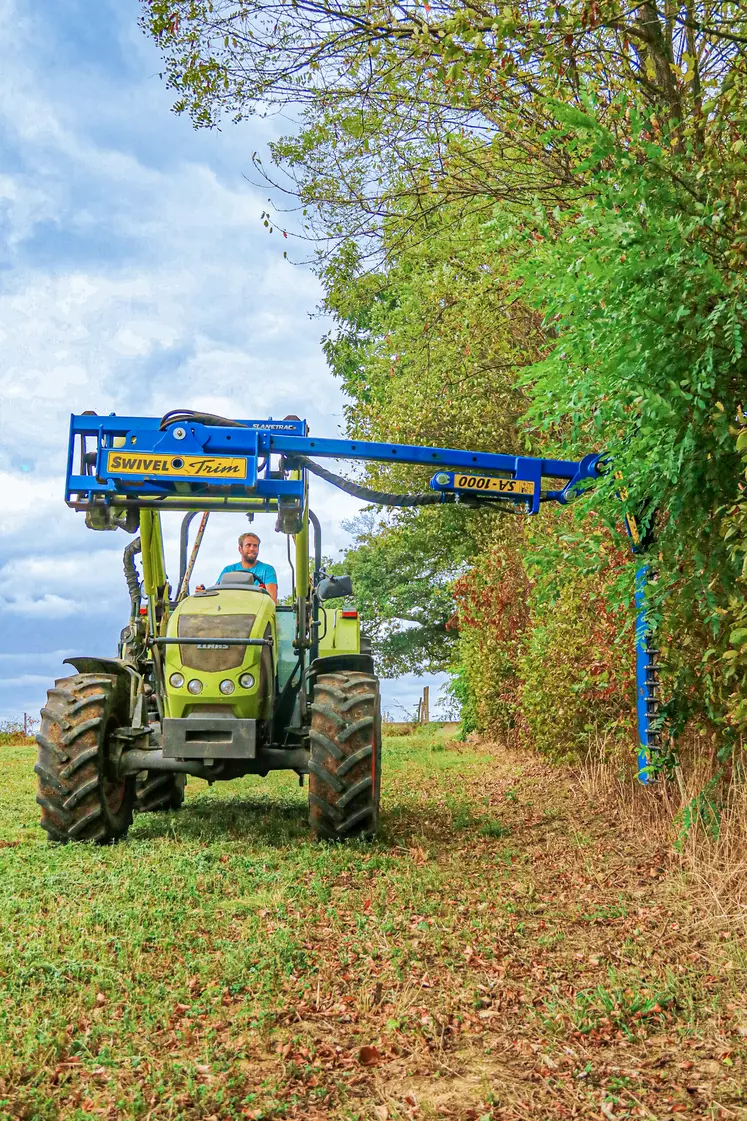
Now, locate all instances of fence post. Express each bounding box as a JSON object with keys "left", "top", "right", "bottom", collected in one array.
[
  {"left": 423, "top": 686, "right": 430, "bottom": 725},
  {"left": 23, "top": 713, "right": 27, "bottom": 737}
]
